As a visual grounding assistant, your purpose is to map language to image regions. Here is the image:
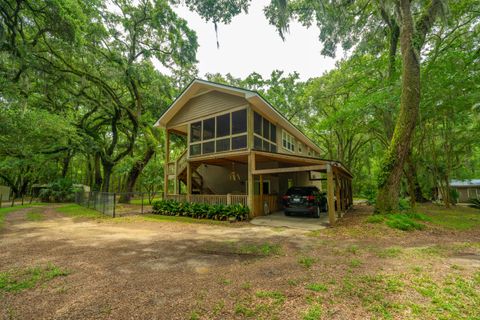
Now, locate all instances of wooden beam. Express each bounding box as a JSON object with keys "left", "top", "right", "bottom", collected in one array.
[
  {"left": 164, "top": 129, "right": 170, "bottom": 198},
  {"left": 186, "top": 161, "right": 192, "bottom": 201},
  {"left": 326, "top": 164, "right": 336, "bottom": 226},
  {"left": 247, "top": 152, "right": 255, "bottom": 217},
  {"left": 252, "top": 164, "right": 327, "bottom": 176},
  {"left": 259, "top": 174, "right": 264, "bottom": 215},
  {"left": 335, "top": 173, "right": 341, "bottom": 218}
]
